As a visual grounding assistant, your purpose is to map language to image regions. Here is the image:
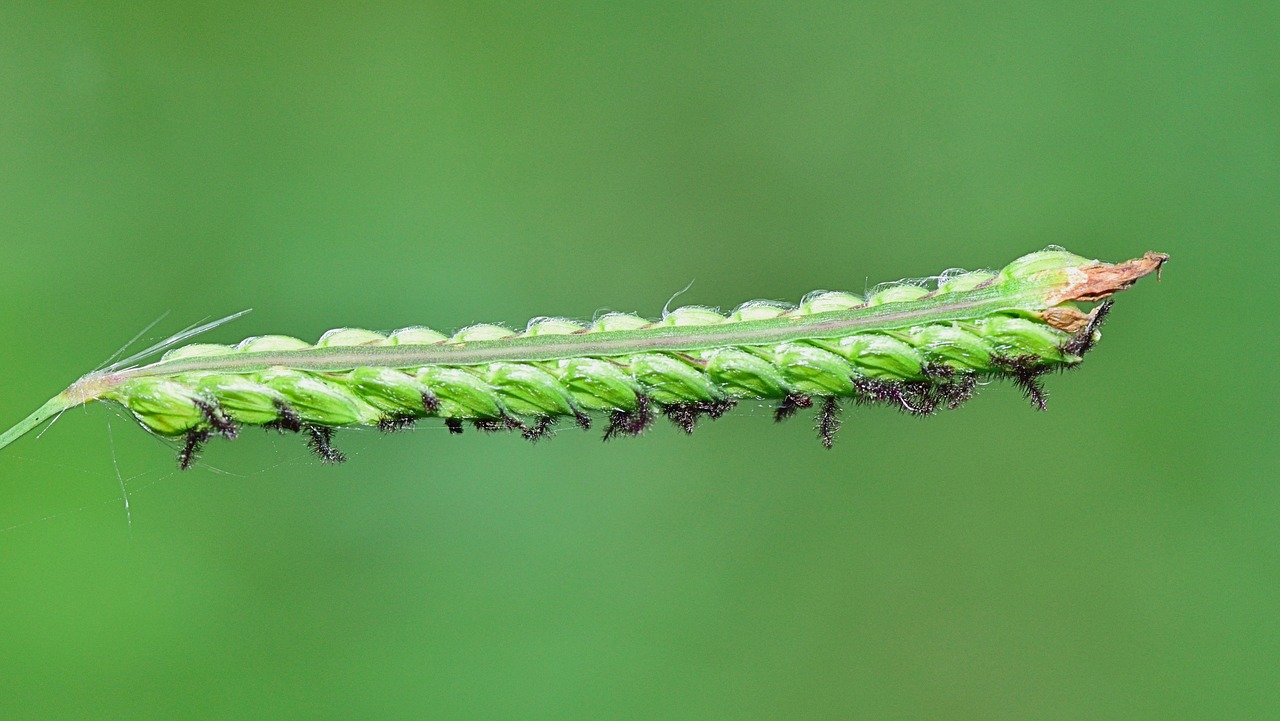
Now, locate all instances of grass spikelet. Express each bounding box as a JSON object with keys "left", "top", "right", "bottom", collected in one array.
[{"left": 0, "top": 249, "right": 1167, "bottom": 468}]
